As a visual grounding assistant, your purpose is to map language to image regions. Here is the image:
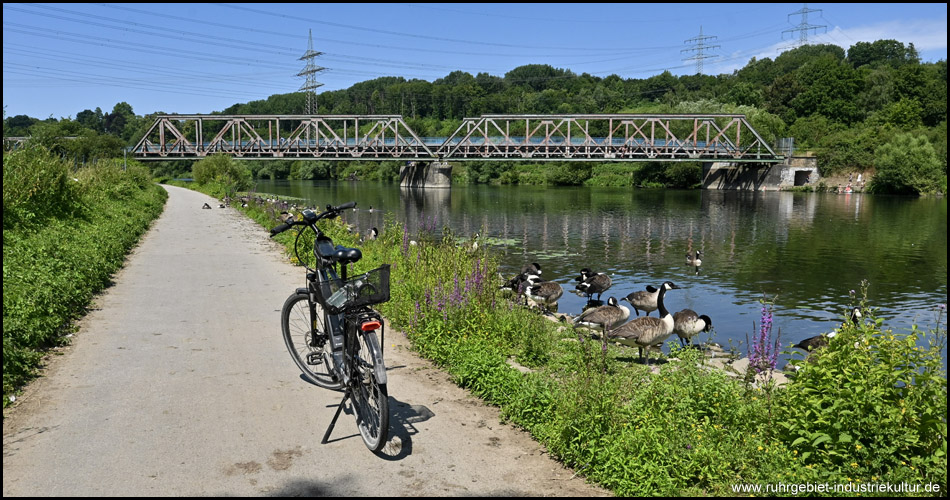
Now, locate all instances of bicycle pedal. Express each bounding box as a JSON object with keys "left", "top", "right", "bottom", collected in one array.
[{"left": 306, "top": 351, "right": 324, "bottom": 365}]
